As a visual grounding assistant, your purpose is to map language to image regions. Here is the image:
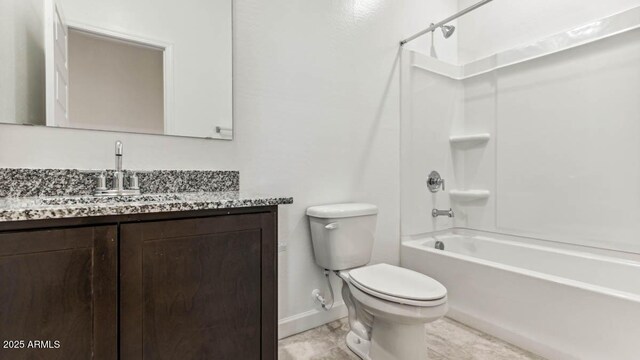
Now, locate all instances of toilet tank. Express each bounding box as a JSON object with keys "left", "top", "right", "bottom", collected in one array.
[{"left": 306, "top": 203, "right": 378, "bottom": 271}]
